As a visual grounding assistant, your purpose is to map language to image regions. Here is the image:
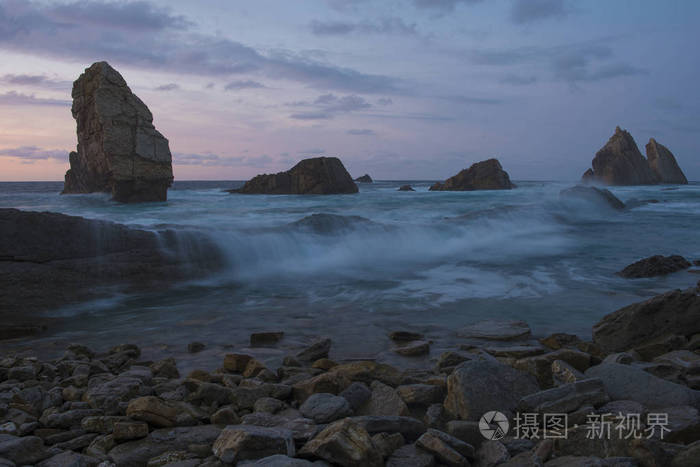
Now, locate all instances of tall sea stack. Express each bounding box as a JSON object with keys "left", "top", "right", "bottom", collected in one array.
[
  {"left": 62, "top": 61, "right": 174, "bottom": 202},
  {"left": 646, "top": 138, "right": 688, "bottom": 184}
]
